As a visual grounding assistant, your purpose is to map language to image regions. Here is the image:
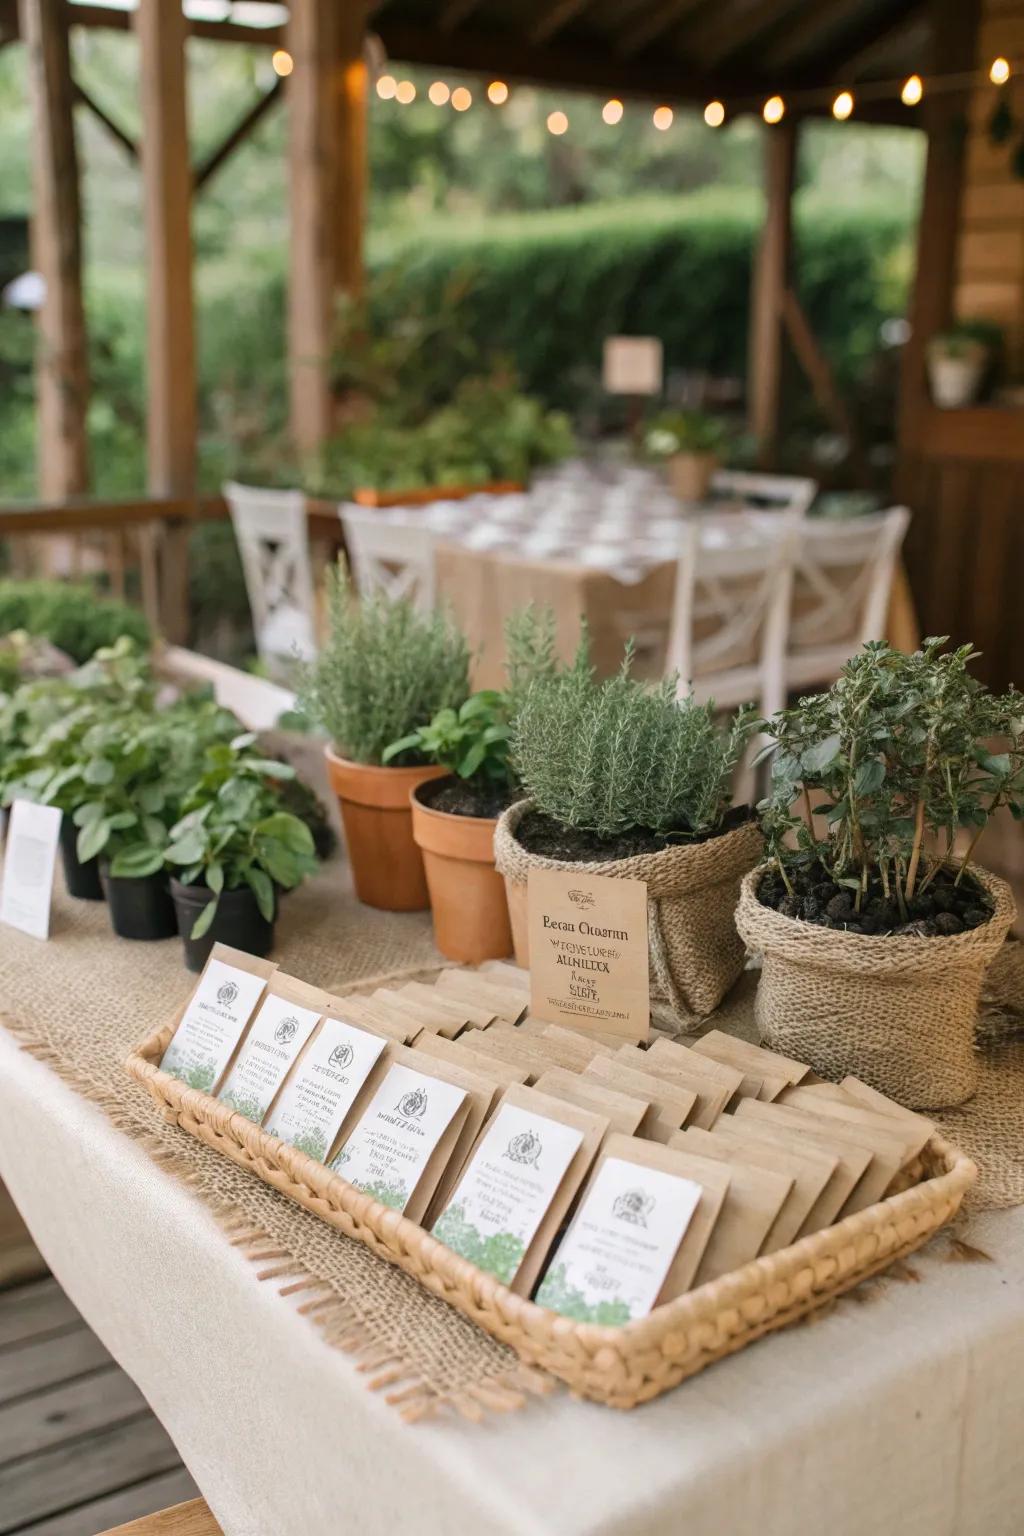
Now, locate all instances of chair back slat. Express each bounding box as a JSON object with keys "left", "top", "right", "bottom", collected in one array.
[{"left": 224, "top": 481, "right": 317, "bottom": 674}]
